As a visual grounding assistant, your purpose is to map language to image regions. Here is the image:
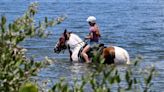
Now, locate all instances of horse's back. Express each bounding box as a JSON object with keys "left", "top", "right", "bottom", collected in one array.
[{"left": 103, "top": 46, "right": 130, "bottom": 64}]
